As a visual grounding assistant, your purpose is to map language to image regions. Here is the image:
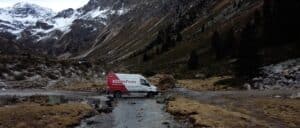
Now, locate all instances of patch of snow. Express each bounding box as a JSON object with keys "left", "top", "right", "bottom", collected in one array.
[
  {"left": 27, "top": 75, "right": 42, "bottom": 81},
  {"left": 85, "top": 7, "right": 110, "bottom": 19},
  {"left": 50, "top": 11, "right": 79, "bottom": 32},
  {"left": 0, "top": 22, "right": 15, "bottom": 28},
  {"left": 117, "top": 8, "right": 130, "bottom": 15}
]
